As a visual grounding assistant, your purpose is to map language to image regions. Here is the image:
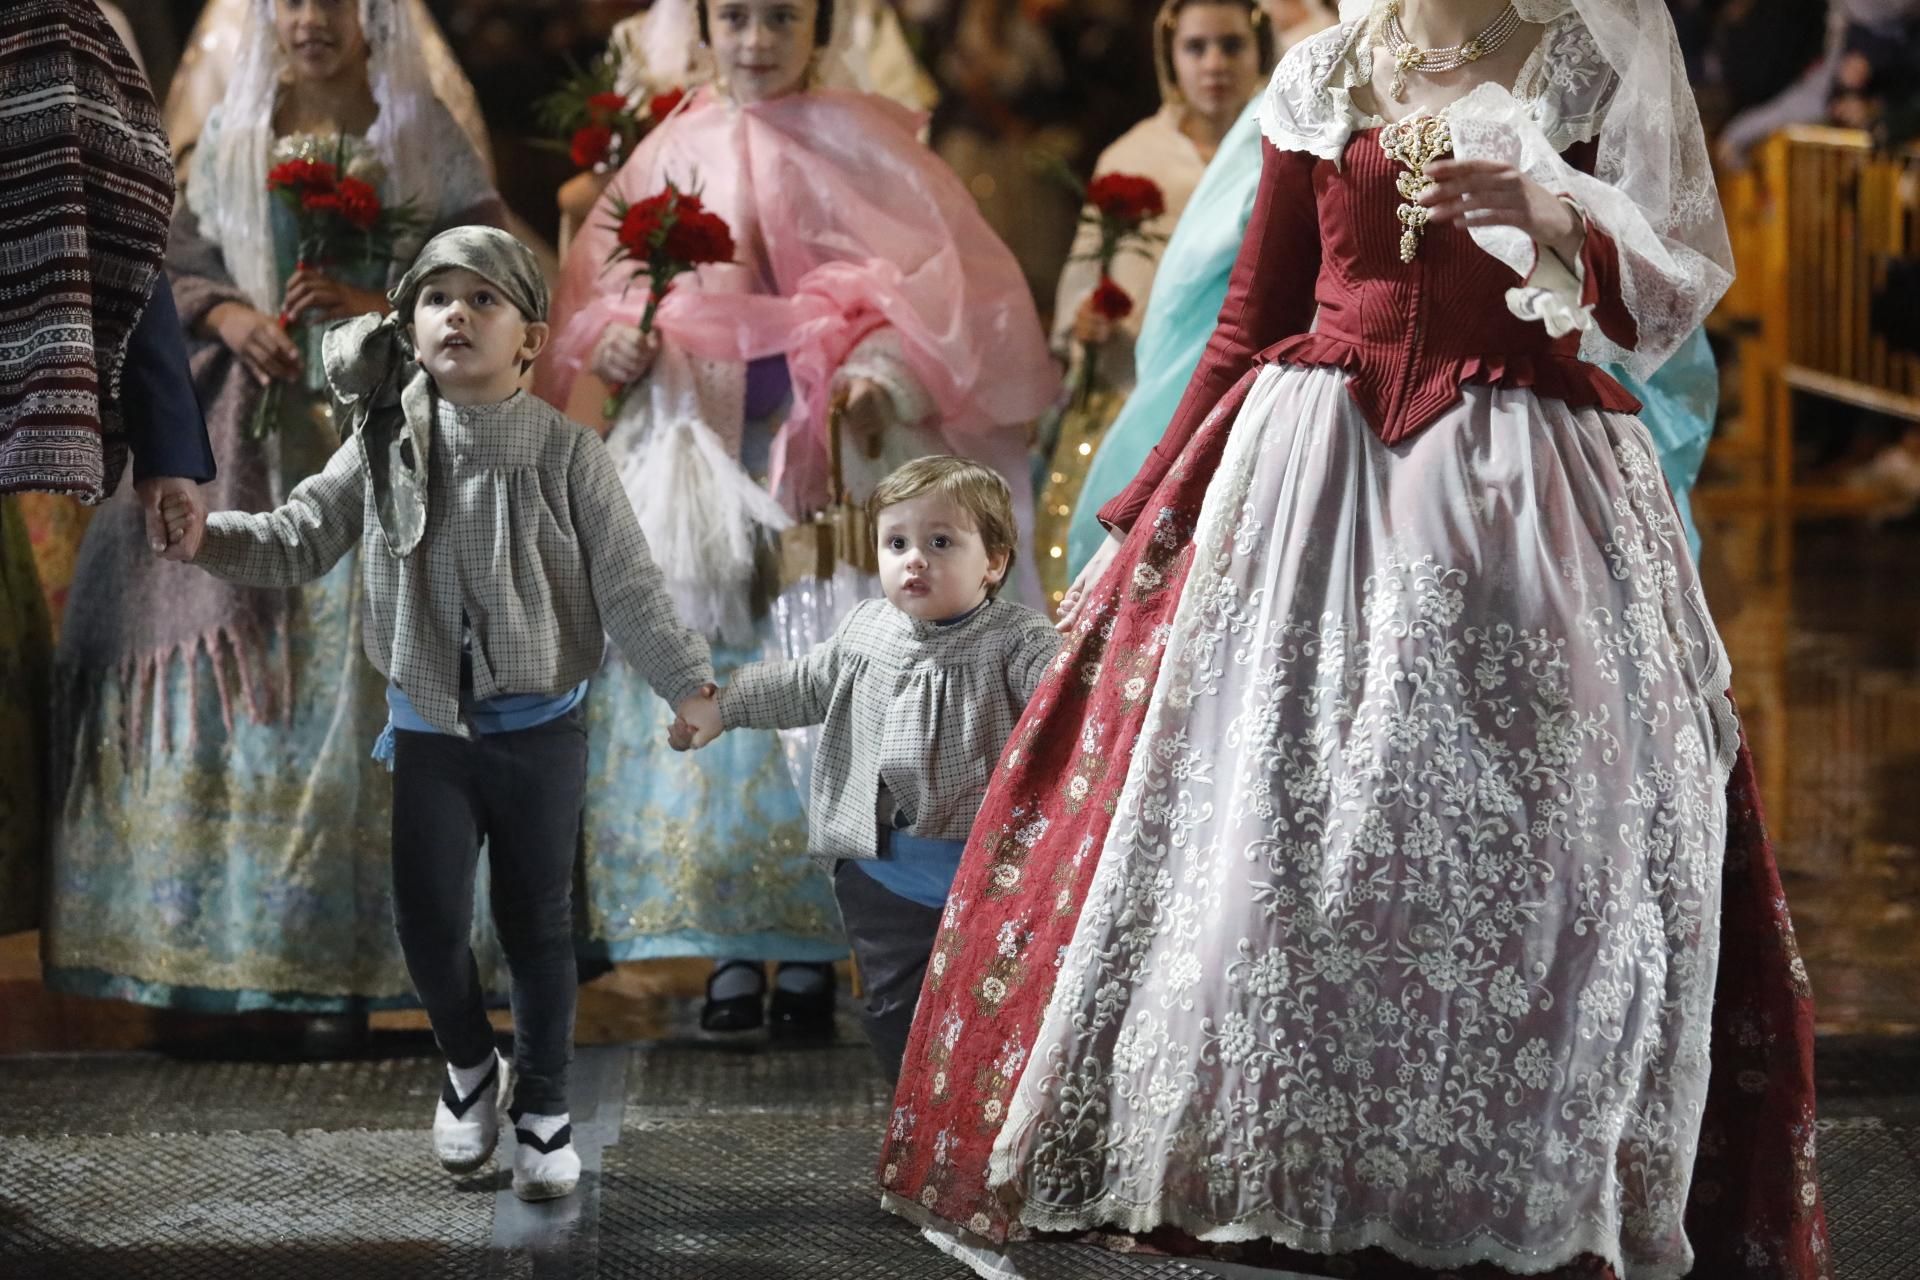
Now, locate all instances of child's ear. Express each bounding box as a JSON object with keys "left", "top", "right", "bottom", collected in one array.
[
  {"left": 520, "top": 320, "right": 551, "bottom": 363},
  {"left": 984, "top": 547, "right": 1010, "bottom": 585}
]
